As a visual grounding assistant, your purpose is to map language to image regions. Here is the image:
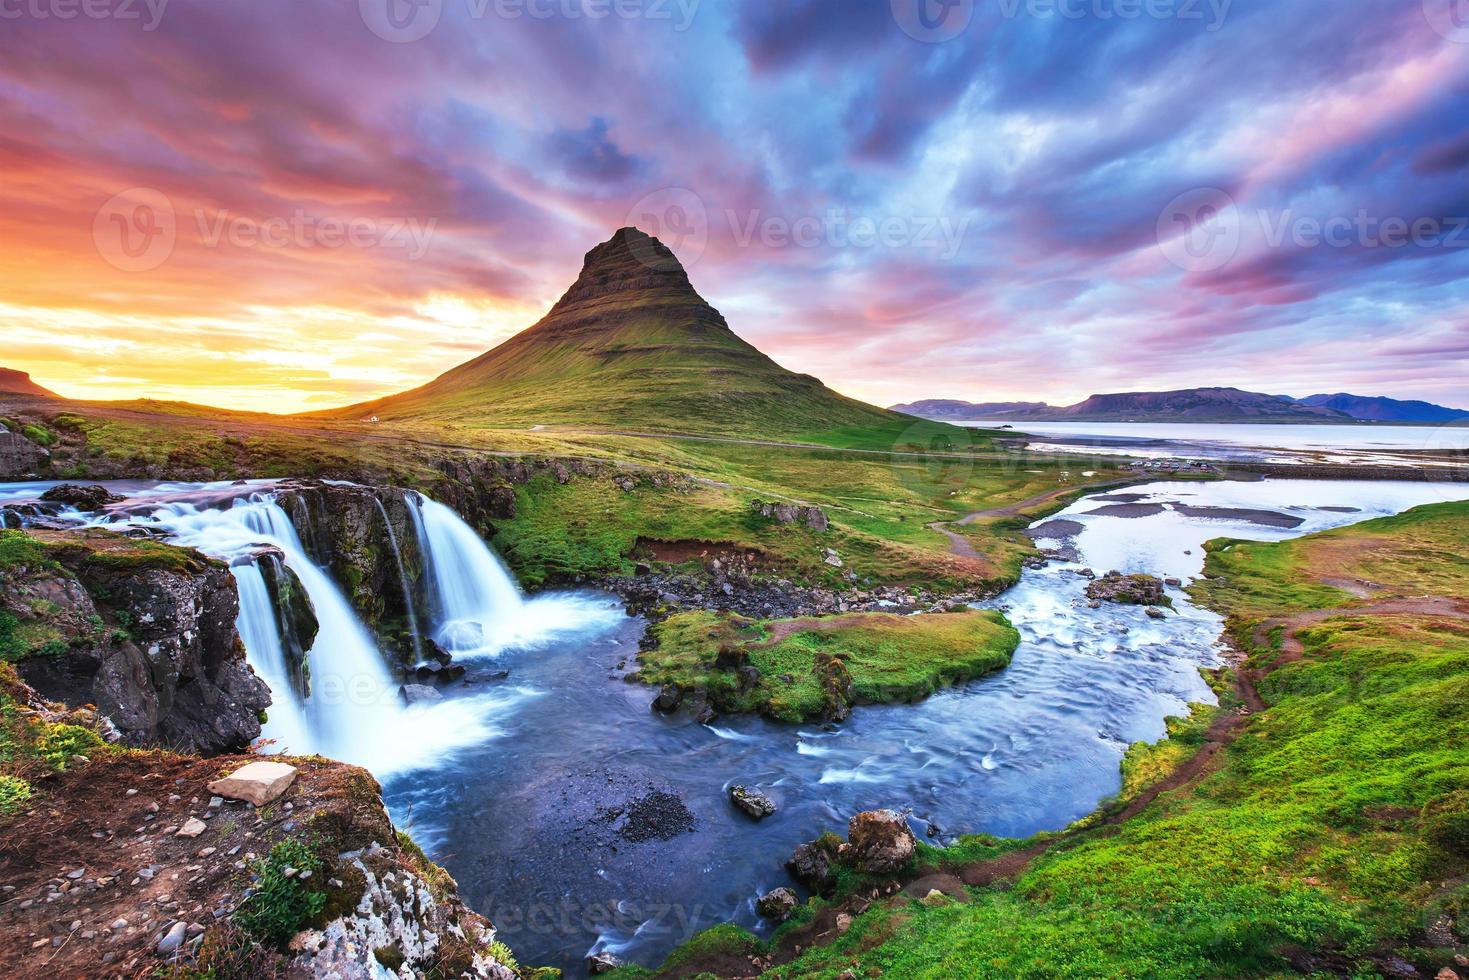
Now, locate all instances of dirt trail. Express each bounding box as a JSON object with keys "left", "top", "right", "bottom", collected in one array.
[{"left": 1251, "top": 596, "right": 1469, "bottom": 661}]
